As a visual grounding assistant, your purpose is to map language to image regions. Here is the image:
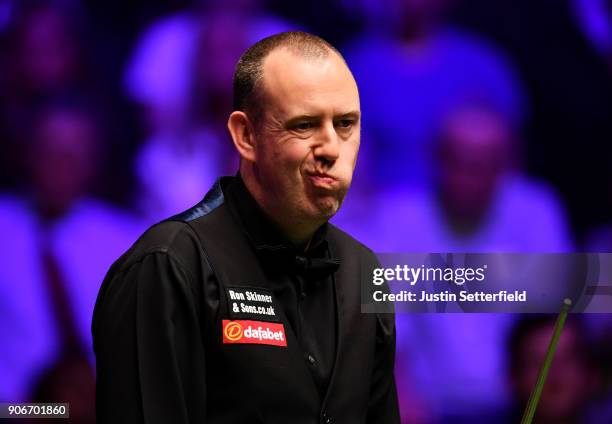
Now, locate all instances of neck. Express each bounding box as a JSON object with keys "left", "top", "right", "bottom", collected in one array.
[{"left": 239, "top": 168, "right": 322, "bottom": 248}]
